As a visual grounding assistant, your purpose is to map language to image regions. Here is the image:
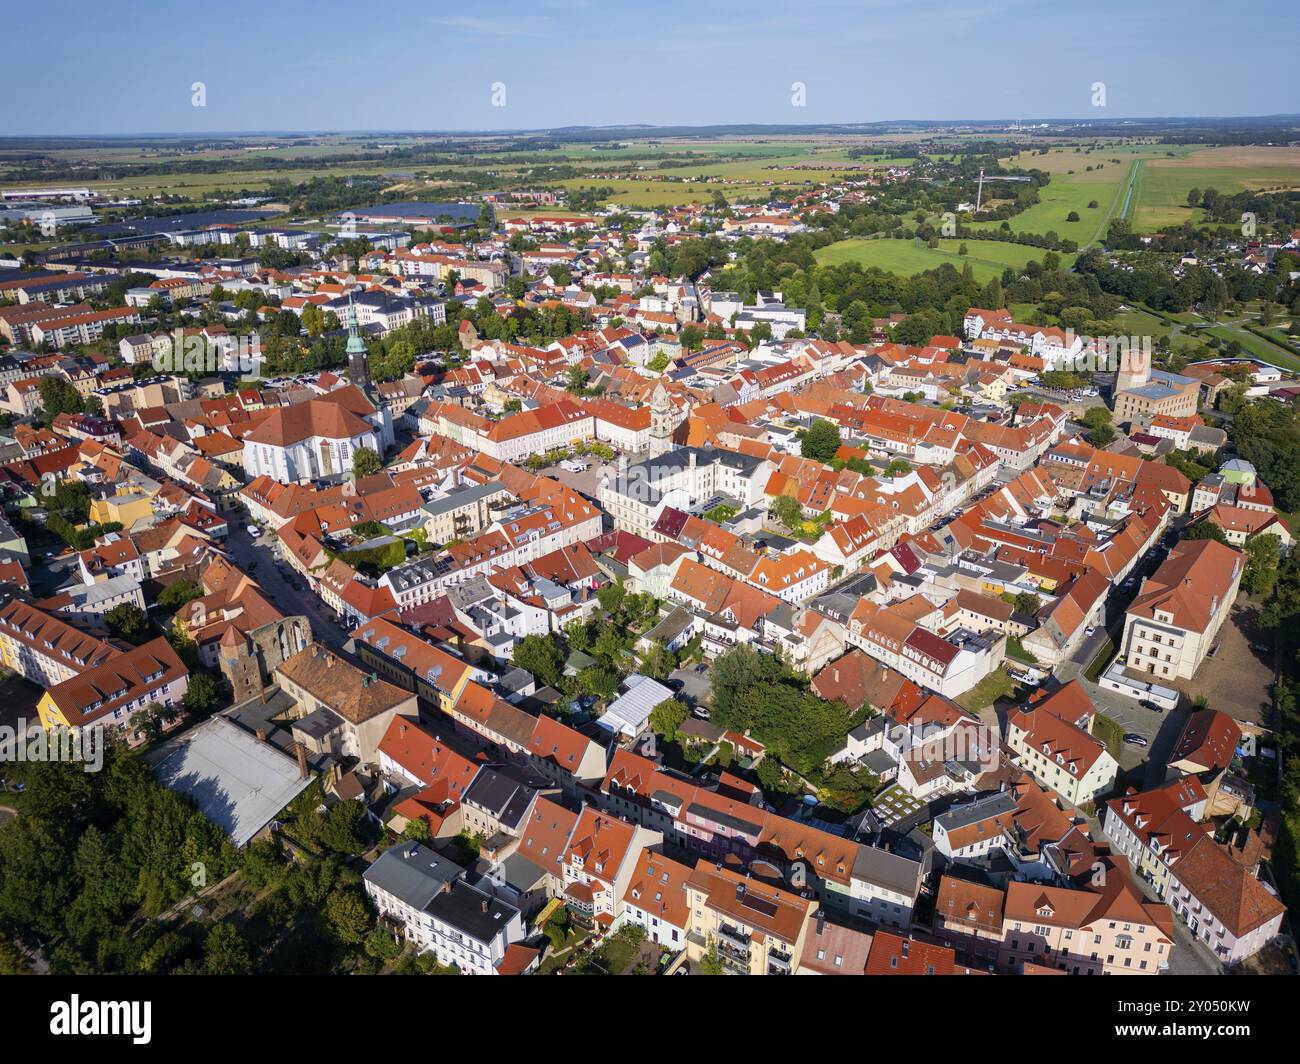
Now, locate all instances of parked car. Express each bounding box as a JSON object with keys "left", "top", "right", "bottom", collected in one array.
[
  {"left": 1085, "top": 625, "right": 1097, "bottom": 637},
  {"left": 1123, "top": 733, "right": 1149, "bottom": 747},
  {"left": 1139, "top": 699, "right": 1163, "bottom": 713},
  {"left": 249, "top": 525, "right": 262, "bottom": 538},
  {"left": 1252, "top": 642, "right": 1272, "bottom": 654},
  {"left": 691, "top": 707, "right": 711, "bottom": 721}
]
